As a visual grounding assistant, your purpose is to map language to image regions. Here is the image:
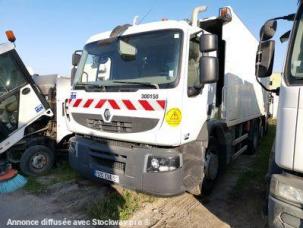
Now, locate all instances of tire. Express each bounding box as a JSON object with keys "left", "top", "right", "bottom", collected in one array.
[
  {"left": 202, "top": 140, "right": 220, "bottom": 195},
  {"left": 246, "top": 122, "right": 260, "bottom": 155},
  {"left": 20, "top": 145, "right": 55, "bottom": 176}
]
